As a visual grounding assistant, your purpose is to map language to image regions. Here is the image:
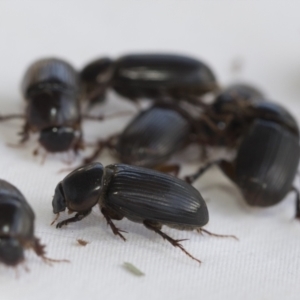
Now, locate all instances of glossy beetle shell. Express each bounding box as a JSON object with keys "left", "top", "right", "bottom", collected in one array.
[
  {"left": 53, "top": 162, "right": 209, "bottom": 229},
  {"left": 104, "top": 164, "right": 209, "bottom": 228},
  {"left": 251, "top": 101, "right": 299, "bottom": 136},
  {"left": 0, "top": 180, "right": 35, "bottom": 265},
  {"left": 79, "top": 57, "right": 114, "bottom": 103},
  {"left": 116, "top": 104, "right": 192, "bottom": 167},
  {"left": 22, "top": 58, "right": 80, "bottom": 131},
  {"left": 22, "top": 58, "right": 78, "bottom": 96},
  {"left": 0, "top": 180, "right": 35, "bottom": 237},
  {"left": 234, "top": 119, "right": 300, "bottom": 206},
  {"left": 212, "top": 83, "right": 264, "bottom": 114},
  {"left": 53, "top": 162, "right": 210, "bottom": 263},
  {"left": 26, "top": 89, "right": 80, "bottom": 131},
  {"left": 19, "top": 58, "right": 82, "bottom": 153},
  {"left": 112, "top": 54, "right": 218, "bottom": 99},
  {"left": 60, "top": 163, "right": 103, "bottom": 212},
  {"left": 80, "top": 53, "right": 218, "bottom": 104}
]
